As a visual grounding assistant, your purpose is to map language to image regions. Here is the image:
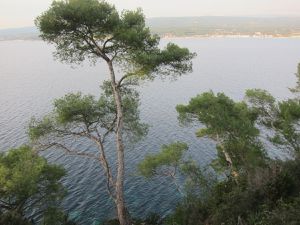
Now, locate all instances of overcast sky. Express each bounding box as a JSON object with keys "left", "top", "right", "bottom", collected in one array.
[{"left": 1, "top": 0, "right": 300, "bottom": 29}]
